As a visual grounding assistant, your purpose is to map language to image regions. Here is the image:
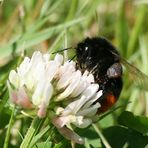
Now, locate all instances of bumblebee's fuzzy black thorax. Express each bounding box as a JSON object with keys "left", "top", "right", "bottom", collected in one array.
[{"left": 76, "top": 37, "right": 120, "bottom": 80}]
